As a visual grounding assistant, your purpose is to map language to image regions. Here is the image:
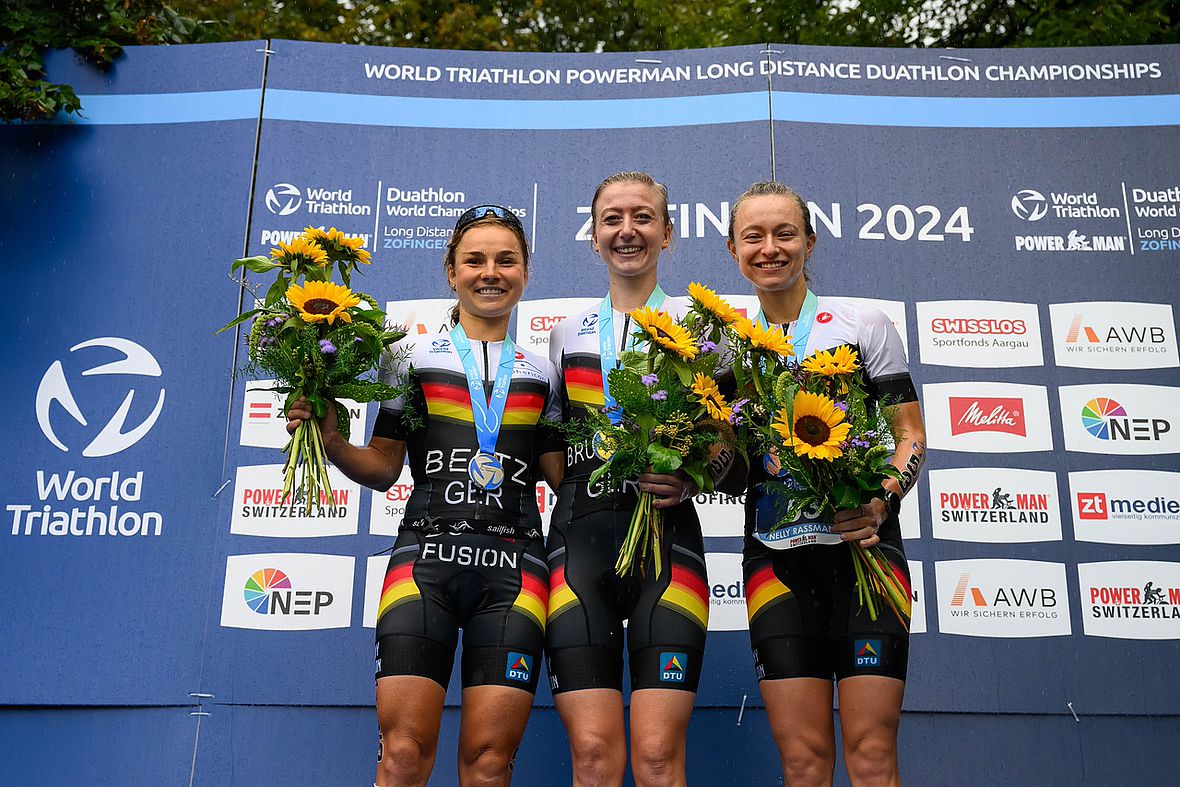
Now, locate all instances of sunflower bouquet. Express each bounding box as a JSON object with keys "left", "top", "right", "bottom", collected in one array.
[
  {"left": 724, "top": 308, "right": 911, "bottom": 625},
  {"left": 567, "top": 286, "right": 738, "bottom": 577},
  {"left": 218, "top": 227, "right": 407, "bottom": 514}
]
